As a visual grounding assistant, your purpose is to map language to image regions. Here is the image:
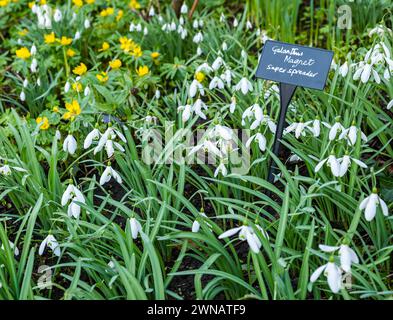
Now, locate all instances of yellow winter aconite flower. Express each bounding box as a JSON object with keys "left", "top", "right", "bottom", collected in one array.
[
  {"left": 99, "top": 42, "right": 110, "bottom": 52},
  {"left": 109, "top": 59, "right": 122, "bottom": 69},
  {"left": 15, "top": 47, "right": 31, "bottom": 60},
  {"left": 44, "top": 32, "right": 56, "bottom": 44},
  {"left": 131, "top": 46, "right": 142, "bottom": 58},
  {"left": 18, "top": 29, "right": 28, "bottom": 37},
  {"left": 28, "top": 1, "right": 35, "bottom": 8},
  {"left": 85, "top": 0, "right": 94, "bottom": 3},
  {"left": 100, "top": 7, "right": 114, "bottom": 17},
  {"left": 36, "top": 117, "right": 49, "bottom": 130},
  {"left": 116, "top": 10, "right": 123, "bottom": 21},
  {"left": 64, "top": 100, "right": 81, "bottom": 120},
  {"left": 59, "top": 36, "right": 73, "bottom": 46},
  {"left": 0, "top": 0, "right": 10, "bottom": 7},
  {"left": 67, "top": 48, "right": 76, "bottom": 57},
  {"left": 136, "top": 65, "right": 149, "bottom": 77},
  {"left": 119, "top": 37, "right": 135, "bottom": 53},
  {"left": 195, "top": 71, "right": 205, "bottom": 83},
  {"left": 53, "top": 106, "right": 59, "bottom": 113},
  {"left": 73, "top": 62, "right": 87, "bottom": 76},
  {"left": 40, "top": 0, "right": 46, "bottom": 4},
  {"left": 72, "top": 82, "right": 82, "bottom": 92},
  {"left": 96, "top": 71, "right": 108, "bottom": 83},
  {"left": 129, "top": 0, "right": 141, "bottom": 10},
  {"left": 151, "top": 52, "right": 160, "bottom": 59},
  {"left": 72, "top": 0, "right": 83, "bottom": 7}
]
